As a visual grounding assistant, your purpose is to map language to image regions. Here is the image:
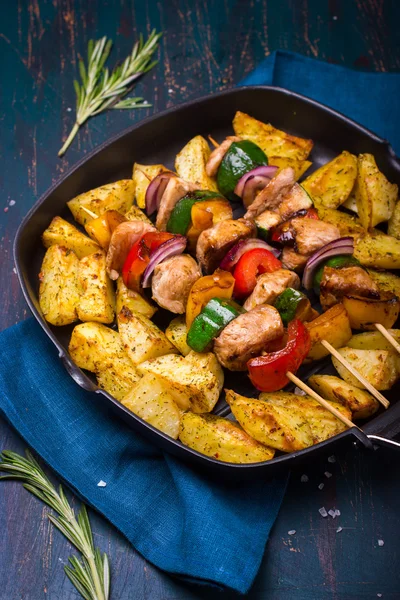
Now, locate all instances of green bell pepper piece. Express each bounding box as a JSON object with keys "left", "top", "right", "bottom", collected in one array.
[
  {"left": 217, "top": 140, "right": 268, "bottom": 201},
  {"left": 166, "top": 190, "right": 225, "bottom": 235},
  {"left": 313, "top": 255, "right": 360, "bottom": 295},
  {"left": 186, "top": 297, "right": 244, "bottom": 352},
  {"left": 274, "top": 288, "right": 309, "bottom": 326}
]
